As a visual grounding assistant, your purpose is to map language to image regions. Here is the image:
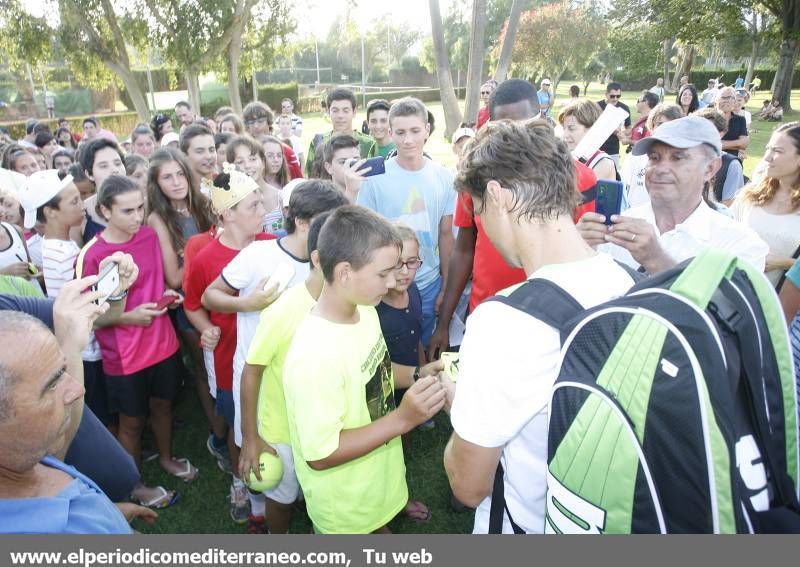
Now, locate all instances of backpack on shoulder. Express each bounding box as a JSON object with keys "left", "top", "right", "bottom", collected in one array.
[{"left": 488, "top": 250, "right": 800, "bottom": 533}]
